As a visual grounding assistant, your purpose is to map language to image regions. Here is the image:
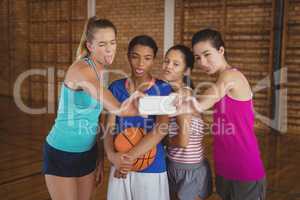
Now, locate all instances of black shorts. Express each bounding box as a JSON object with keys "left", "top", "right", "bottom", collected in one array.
[
  {"left": 43, "top": 142, "right": 98, "bottom": 177},
  {"left": 216, "top": 175, "right": 266, "bottom": 200}
]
